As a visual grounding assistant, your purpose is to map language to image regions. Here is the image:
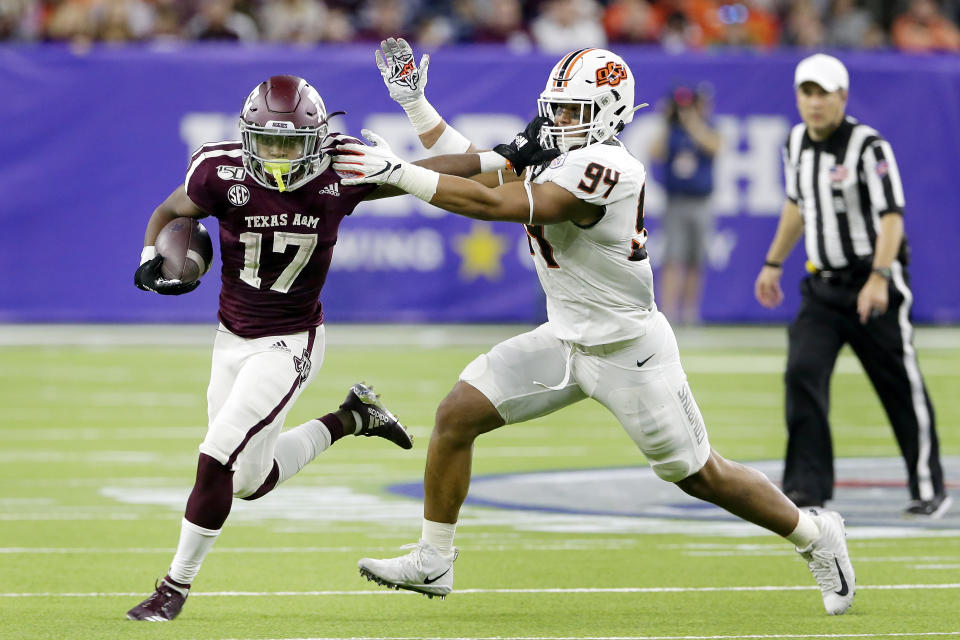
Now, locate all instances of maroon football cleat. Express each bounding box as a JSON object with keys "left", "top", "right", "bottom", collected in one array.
[
  {"left": 126, "top": 578, "right": 189, "bottom": 621},
  {"left": 340, "top": 382, "right": 413, "bottom": 450}
]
